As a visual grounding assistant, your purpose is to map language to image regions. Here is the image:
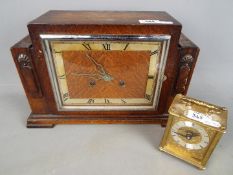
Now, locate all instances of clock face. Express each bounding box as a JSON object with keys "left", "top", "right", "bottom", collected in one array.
[
  {"left": 161, "top": 117, "right": 217, "bottom": 166},
  {"left": 171, "top": 121, "right": 209, "bottom": 150},
  {"left": 41, "top": 35, "right": 170, "bottom": 111}
]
